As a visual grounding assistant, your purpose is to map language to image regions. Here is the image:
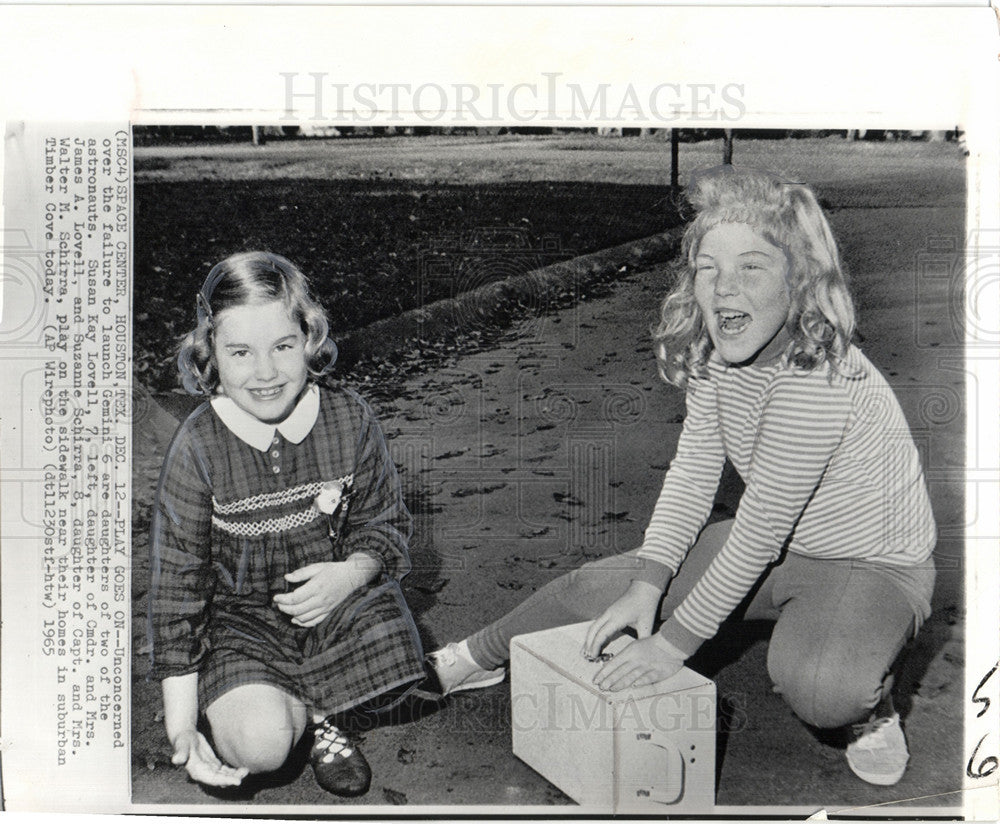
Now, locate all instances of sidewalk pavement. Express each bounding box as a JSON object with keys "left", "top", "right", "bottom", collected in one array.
[{"left": 131, "top": 200, "right": 965, "bottom": 813}]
